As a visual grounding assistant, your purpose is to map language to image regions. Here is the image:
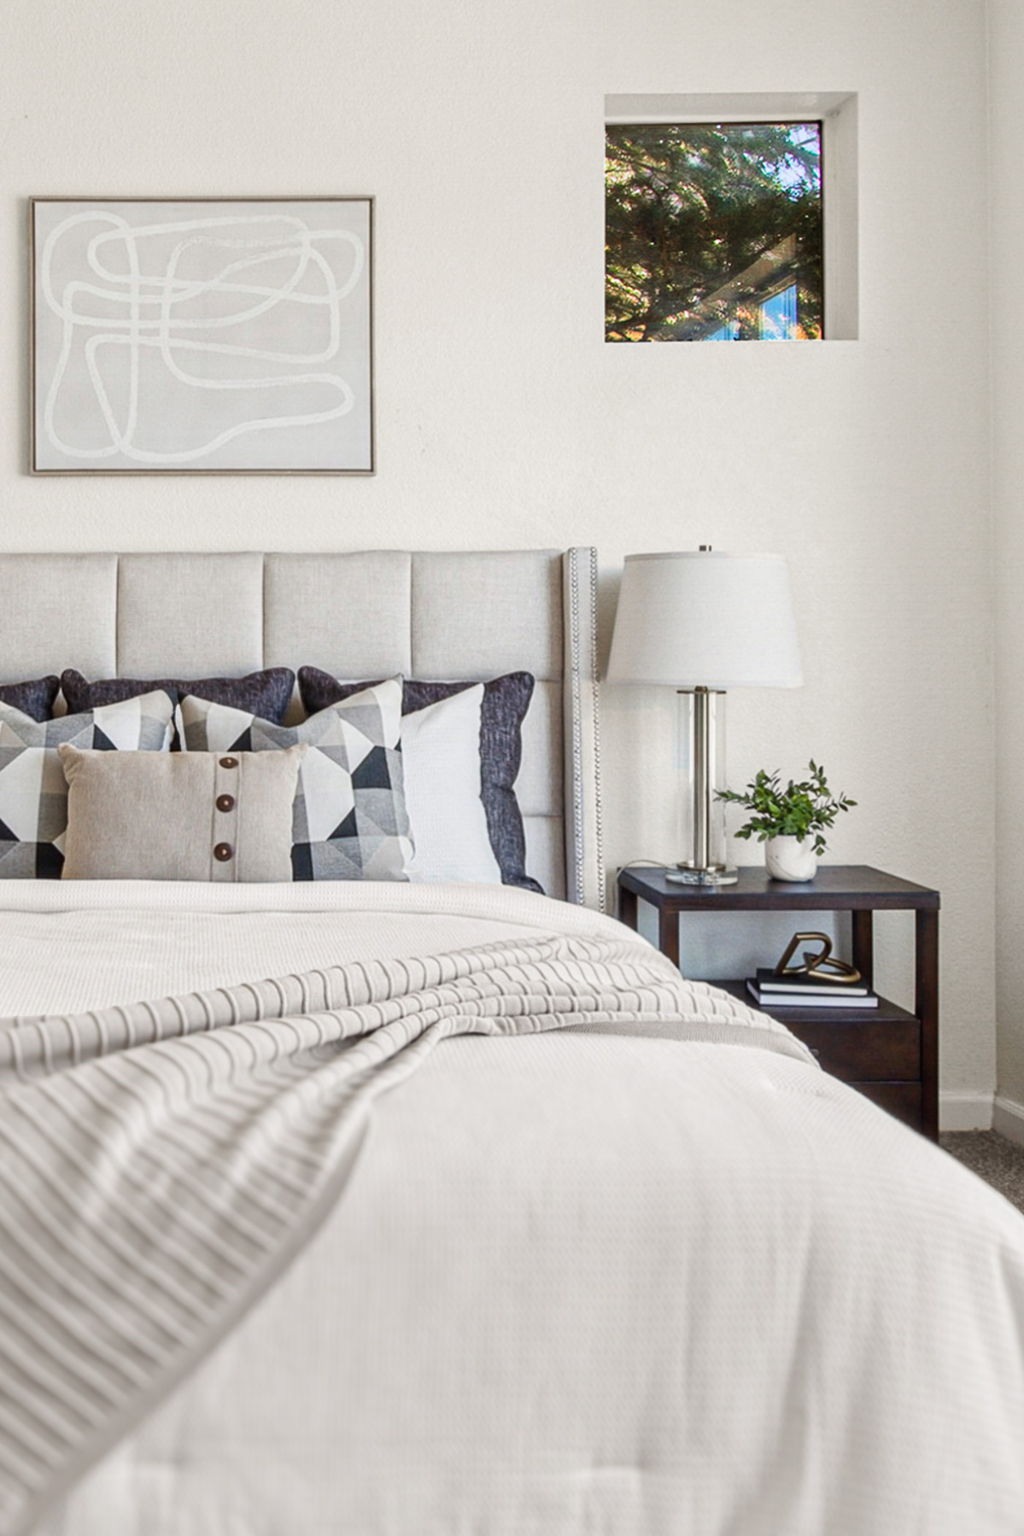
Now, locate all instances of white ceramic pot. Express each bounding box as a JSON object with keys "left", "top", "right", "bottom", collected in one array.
[{"left": 765, "top": 835, "right": 818, "bottom": 882}]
